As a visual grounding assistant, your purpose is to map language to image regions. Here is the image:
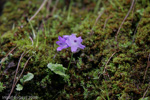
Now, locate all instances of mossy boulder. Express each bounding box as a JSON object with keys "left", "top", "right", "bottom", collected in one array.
[{"left": 0, "top": 0, "right": 150, "bottom": 100}]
